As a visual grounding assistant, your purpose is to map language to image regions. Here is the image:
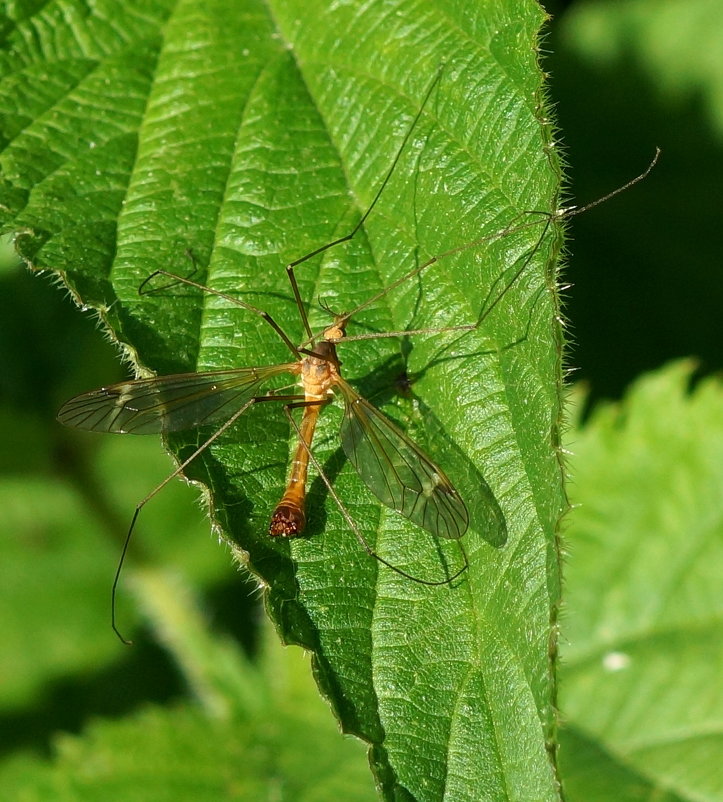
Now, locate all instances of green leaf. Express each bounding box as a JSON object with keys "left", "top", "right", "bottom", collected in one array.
[
  {"left": 0, "top": 617, "right": 377, "bottom": 802},
  {"left": 2, "top": 1, "right": 565, "bottom": 799},
  {"left": 560, "top": 362, "right": 723, "bottom": 801}
]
